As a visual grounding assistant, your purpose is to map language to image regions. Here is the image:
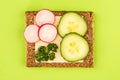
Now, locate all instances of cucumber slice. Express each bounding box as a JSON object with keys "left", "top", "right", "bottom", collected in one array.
[
  {"left": 60, "top": 33, "right": 89, "bottom": 62},
  {"left": 58, "top": 12, "right": 87, "bottom": 37}
]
